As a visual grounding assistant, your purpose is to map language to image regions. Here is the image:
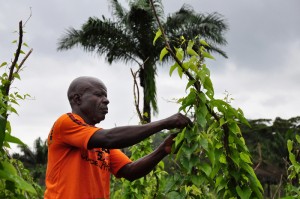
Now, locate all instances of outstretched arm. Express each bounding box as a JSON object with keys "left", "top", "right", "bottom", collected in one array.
[
  {"left": 116, "top": 133, "right": 176, "bottom": 181},
  {"left": 87, "top": 113, "right": 191, "bottom": 149}
]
